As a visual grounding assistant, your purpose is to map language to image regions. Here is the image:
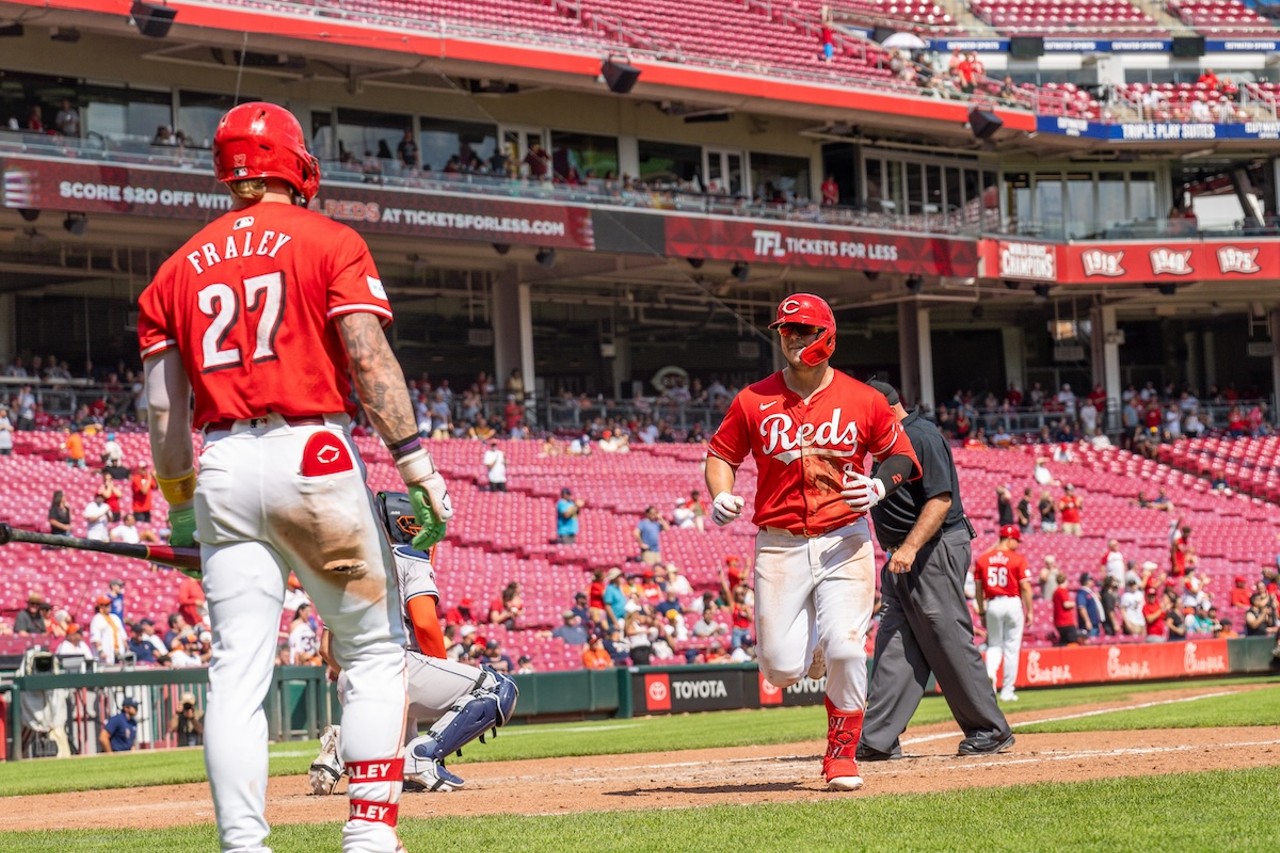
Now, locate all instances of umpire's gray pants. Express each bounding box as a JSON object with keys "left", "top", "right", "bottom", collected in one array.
[{"left": 861, "top": 526, "right": 1011, "bottom": 753}]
